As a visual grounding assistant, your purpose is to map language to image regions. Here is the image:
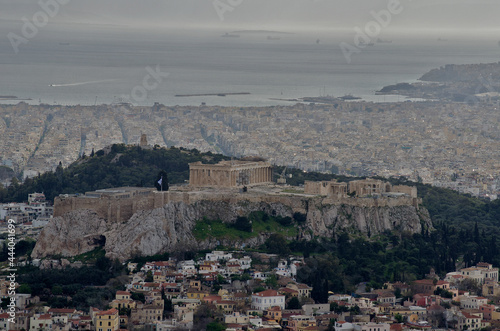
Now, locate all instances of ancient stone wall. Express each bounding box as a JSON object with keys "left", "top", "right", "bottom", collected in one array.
[
  {"left": 54, "top": 186, "right": 419, "bottom": 223},
  {"left": 323, "top": 196, "right": 421, "bottom": 209},
  {"left": 55, "top": 194, "right": 156, "bottom": 223}
]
